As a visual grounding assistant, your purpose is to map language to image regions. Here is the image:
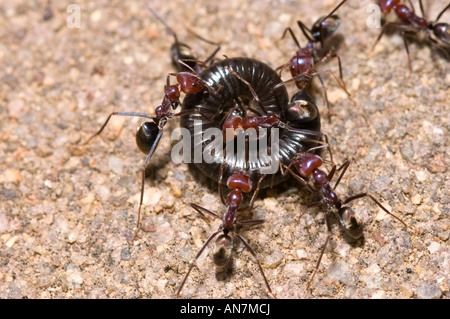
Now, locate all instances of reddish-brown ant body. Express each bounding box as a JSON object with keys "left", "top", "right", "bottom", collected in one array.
[
  {"left": 373, "top": 0, "right": 450, "bottom": 70},
  {"left": 277, "top": 0, "right": 351, "bottom": 117},
  {"left": 146, "top": 3, "right": 221, "bottom": 73},
  {"left": 85, "top": 69, "right": 216, "bottom": 239},
  {"left": 280, "top": 147, "right": 409, "bottom": 294},
  {"left": 177, "top": 167, "right": 274, "bottom": 297},
  {"left": 84, "top": 5, "right": 222, "bottom": 240}
]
